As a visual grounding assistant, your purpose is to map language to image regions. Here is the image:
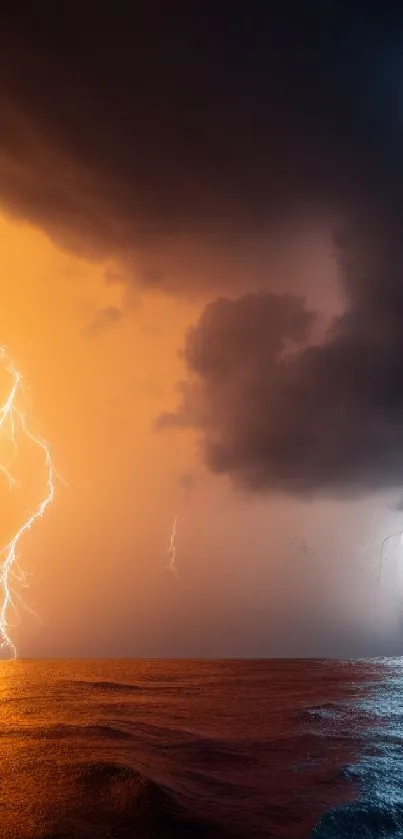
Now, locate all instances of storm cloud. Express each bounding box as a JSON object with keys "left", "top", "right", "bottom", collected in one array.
[
  {"left": 159, "top": 228, "right": 403, "bottom": 495},
  {"left": 1, "top": 5, "right": 403, "bottom": 296},
  {"left": 3, "top": 6, "right": 403, "bottom": 494}
]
